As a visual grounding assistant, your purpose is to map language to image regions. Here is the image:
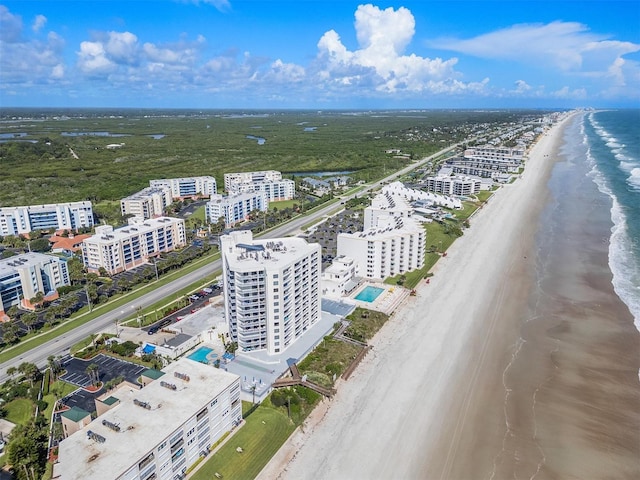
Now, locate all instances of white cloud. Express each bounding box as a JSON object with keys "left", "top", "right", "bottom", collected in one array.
[
  {"left": 180, "top": 0, "right": 231, "bottom": 12},
  {"left": 77, "top": 41, "right": 116, "bottom": 75},
  {"left": 32, "top": 14, "right": 46, "bottom": 33},
  {"left": 104, "top": 31, "right": 139, "bottom": 65},
  {"left": 0, "top": 9, "right": 66, "bottom": 86},
  {"left": 51, "top": 64, "right": 64, "bottom": 79},
  {"left": 551, "top": 86, "right": 587, "bottom": 99},
  {"left": 315, "top": 4, "right": 462, "bottom": 95},
  {"left": 430, "top": 21, "right": 640, "bottom": 76},
  {"left": 0, "top": 5, "right": 23, "bottom": 42},
  {"left": 513, "top": 80, "right": 532, "bottom": 93}
]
